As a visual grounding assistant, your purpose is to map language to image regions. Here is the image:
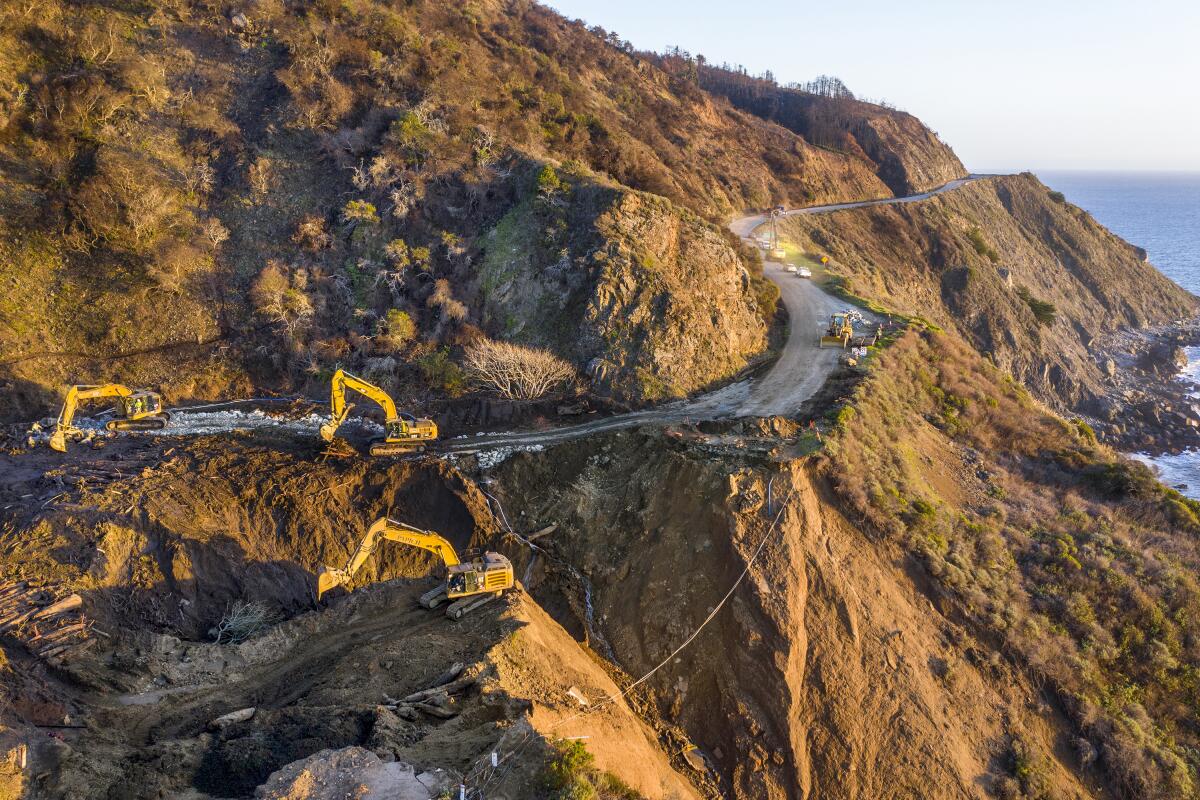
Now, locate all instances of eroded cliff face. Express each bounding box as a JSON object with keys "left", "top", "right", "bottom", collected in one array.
[
  {"left": 783, "top": 173, "right": 1198, "bottom": 410},
  {"left": 494, "top": 432, "right": 1092, "bottom": 799},
  {"left": 853, "top": 109, "right": 967, "bottom": 195},
  {"left": 478, "top": 184, "right": 769, "bottom": 402}
]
